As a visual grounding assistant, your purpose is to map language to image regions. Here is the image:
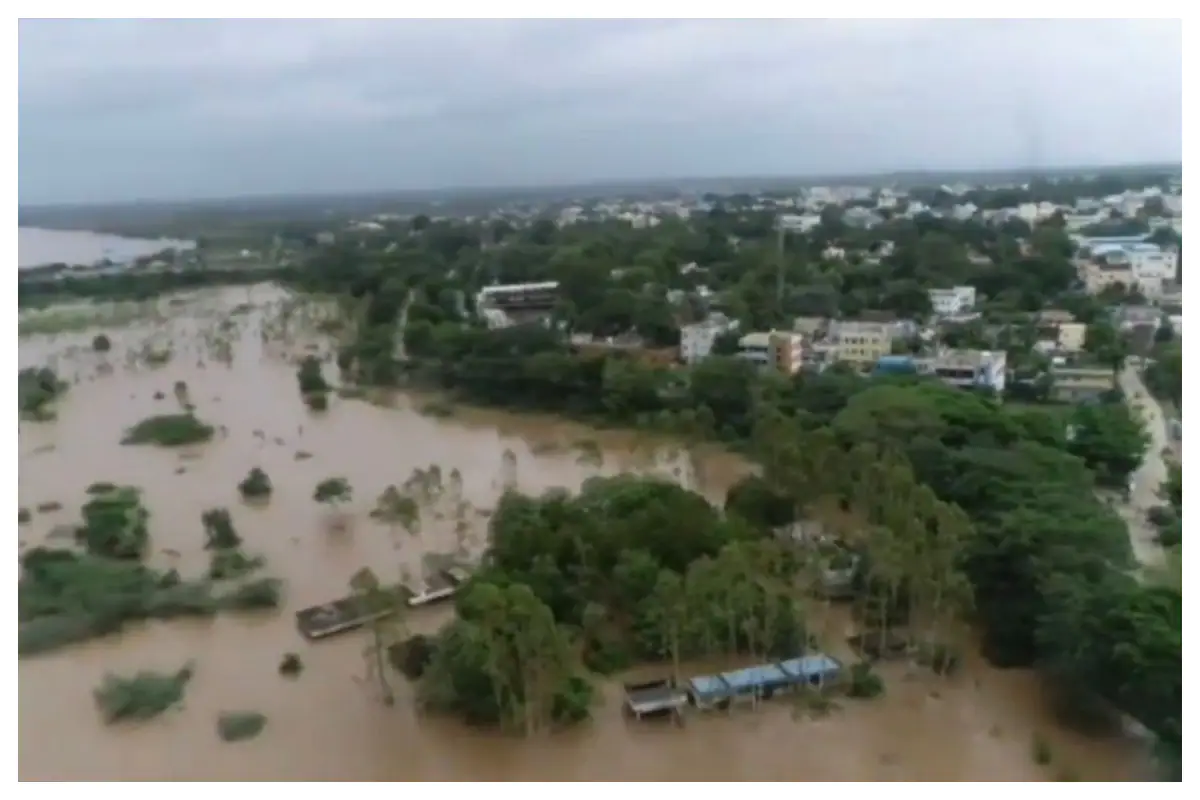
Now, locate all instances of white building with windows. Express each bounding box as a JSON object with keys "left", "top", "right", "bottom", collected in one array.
[{"left": 928, "top": 286, "right": 977, "bottom": 316}]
